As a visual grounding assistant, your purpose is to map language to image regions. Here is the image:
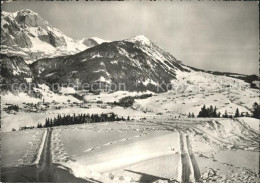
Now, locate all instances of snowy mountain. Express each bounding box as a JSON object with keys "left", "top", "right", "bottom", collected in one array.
[
  {"left": 1, "top": 9, "right": 105, "bottom": 63},
  {"left": 29, "top": 35, "right": 191, "bottom": 92},
  {"left": 2, "top": 33, "right": 259, "bottom": 94},
  {"left": 29, "top": 35, "right": 258, "bottom": 93}
]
